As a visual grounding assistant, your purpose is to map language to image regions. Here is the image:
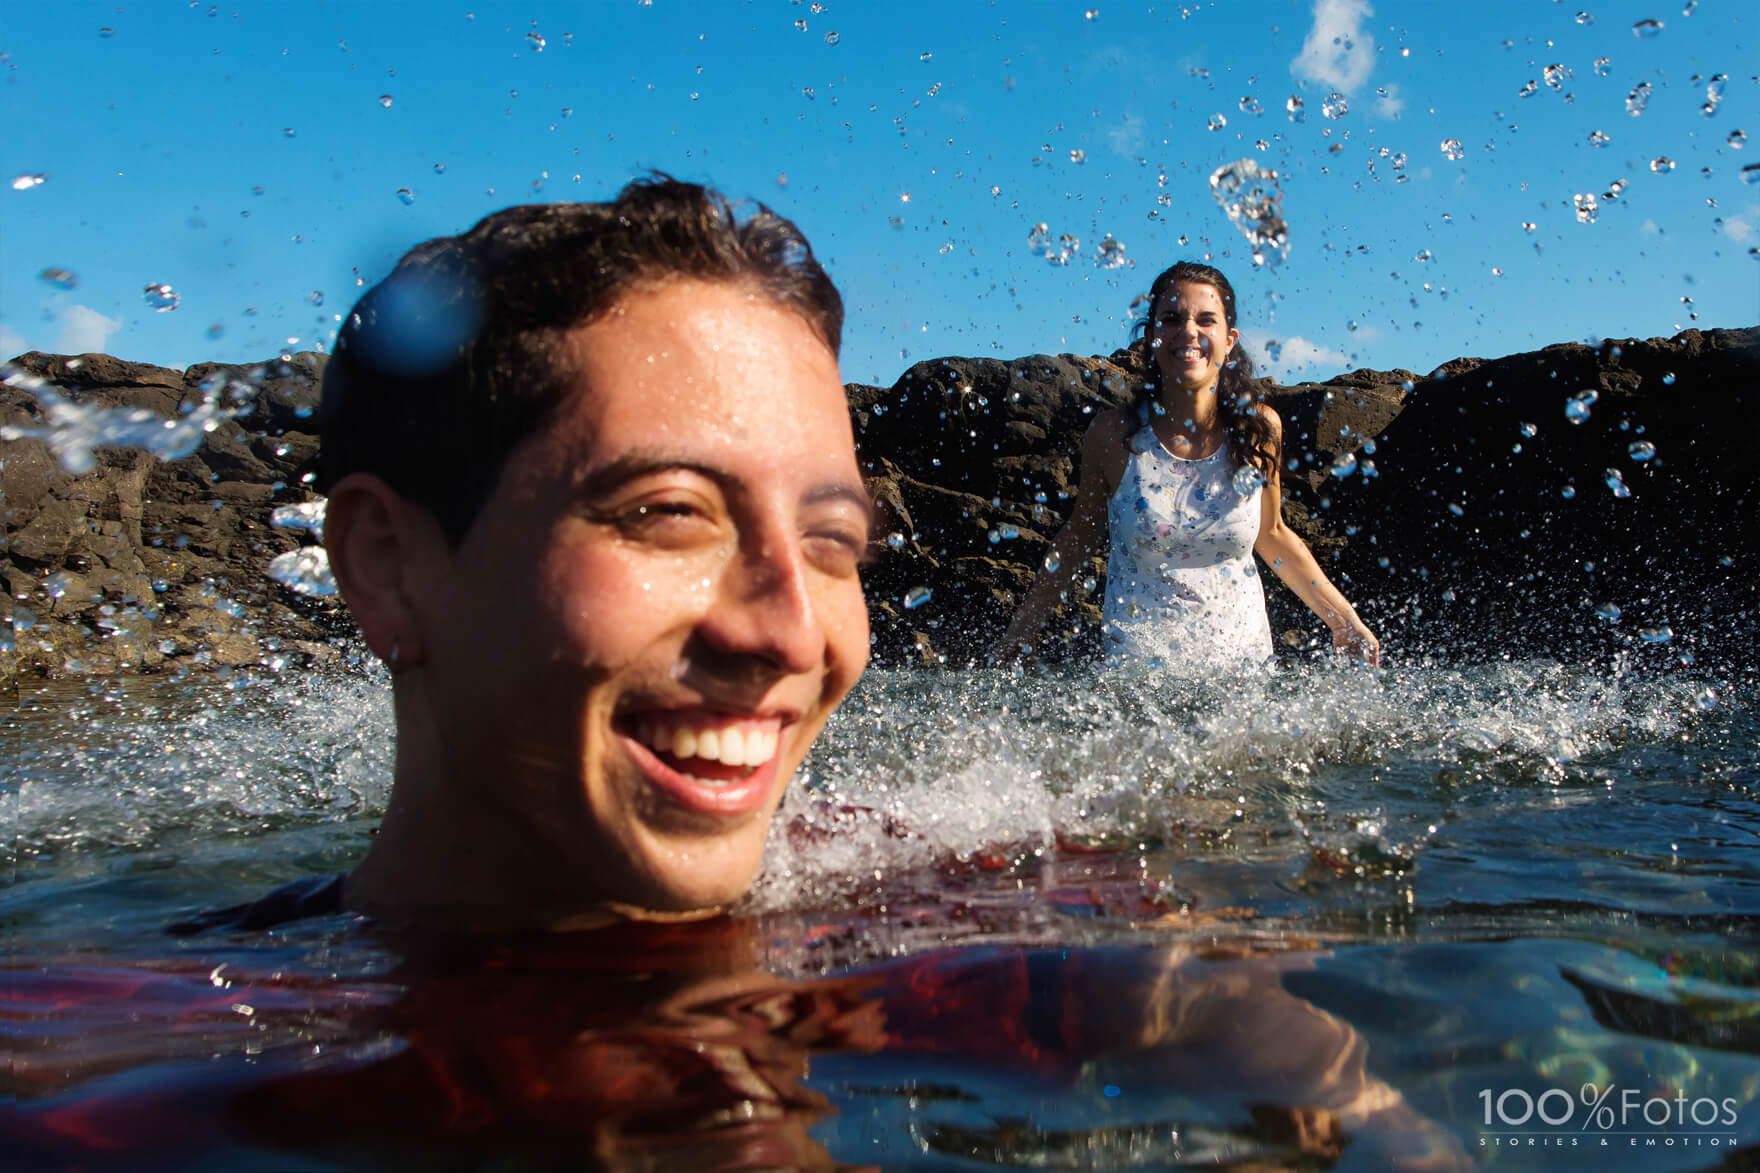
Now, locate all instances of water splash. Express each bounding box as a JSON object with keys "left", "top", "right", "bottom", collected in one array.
[
  {"left": 143, "top": 282, "right": 181, "bottom": 312},
  {"left": 1093, "top": 235, "right": 1128, "bottom": 269},
  {"left": 1208, "top": 160, "right": 1289, "bottom": 269},
  {"left": 0, "top": 362, "right": 257, "bottom": 476},
  {"left": 270, "top": 501, "right": 328, "bottom": 540},
  {"left": 266, "top": 547, "right": 337, "bottom": 598}
]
